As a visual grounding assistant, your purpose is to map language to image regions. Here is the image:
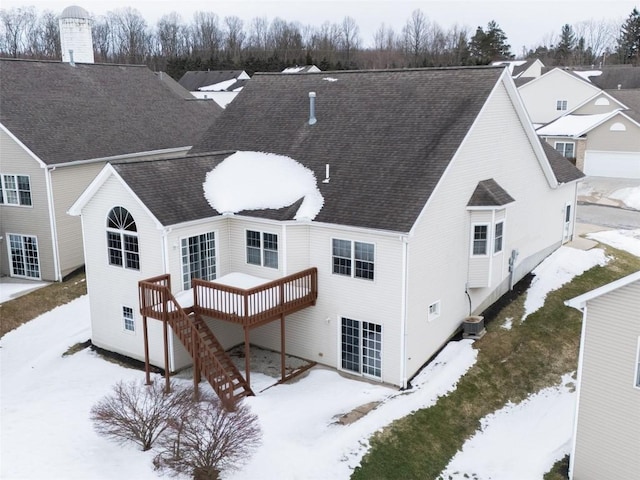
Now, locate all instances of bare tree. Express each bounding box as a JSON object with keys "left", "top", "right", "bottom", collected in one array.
[
  {"left": 109, "top": 7, "right": 151, "bottom": 63},
  {"left": 36, "top": 11, "right": 61, "bottom": 59},
  {"left": 402, "top": 9, "right": 429, "bottom": 66},
  {"left": 0, "top": 6, "right": 37, "bottom": 58},
  {"left": 154, "top": 392, "right": 261, "bottom": 480},
  {"left": 224, "top": 15, "right": 246, "bottom": 63},
  {"left": 90, "top": 379, "right": 194, "bottom": 451},
  {"left": 371, "top": 22, "right": 399, "bottom": 69},
  {"left": 269, "top": 18, "right": 304, "bottom": 64},
  {"left": 246, "top": 16, "right": 270, "bottom": 59},
  {"left": 574, "top": 18, "right": 618, "bottom": 61},
  {"left": 191, "top": 11, "right": 222, "bottom": 57},
  {"left": 92, "top": 15, "right": 112, "bottom": 63},
  {"left": 338, "top": 16, "right": 360, "bottom": 67},
  {"left": 156, "top": 12, "right": 188, "bottom": 58}
]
